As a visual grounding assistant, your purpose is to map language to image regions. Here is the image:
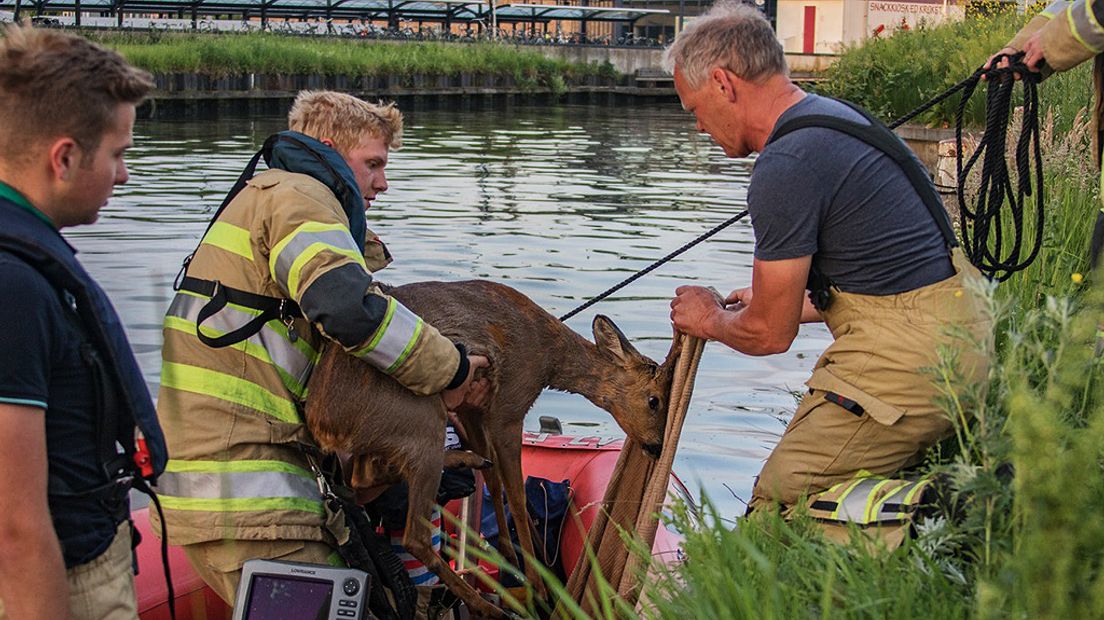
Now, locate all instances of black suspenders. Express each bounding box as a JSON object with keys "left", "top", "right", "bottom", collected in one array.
[{"left": 765, "top": 99, "right": 959, "bottom": 310}]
